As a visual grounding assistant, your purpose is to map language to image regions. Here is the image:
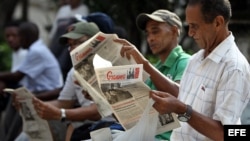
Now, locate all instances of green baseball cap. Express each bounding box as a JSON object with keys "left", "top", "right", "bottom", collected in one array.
[{"left": 59, "top": 22, "right": 100, "bottom": 45}]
